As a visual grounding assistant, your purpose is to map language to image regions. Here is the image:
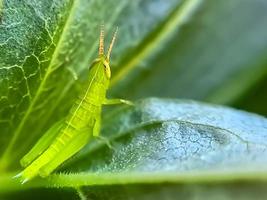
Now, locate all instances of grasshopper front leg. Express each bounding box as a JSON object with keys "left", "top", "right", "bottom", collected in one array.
[
  {"left": 93, "top": 115, "right": 101, "bottom": 137},
  {"left": 92, "top": 116, "right": 113, "bottom": 149},
  {"left": 103, "top": 98, "right": 133, "bottom": 106}
]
